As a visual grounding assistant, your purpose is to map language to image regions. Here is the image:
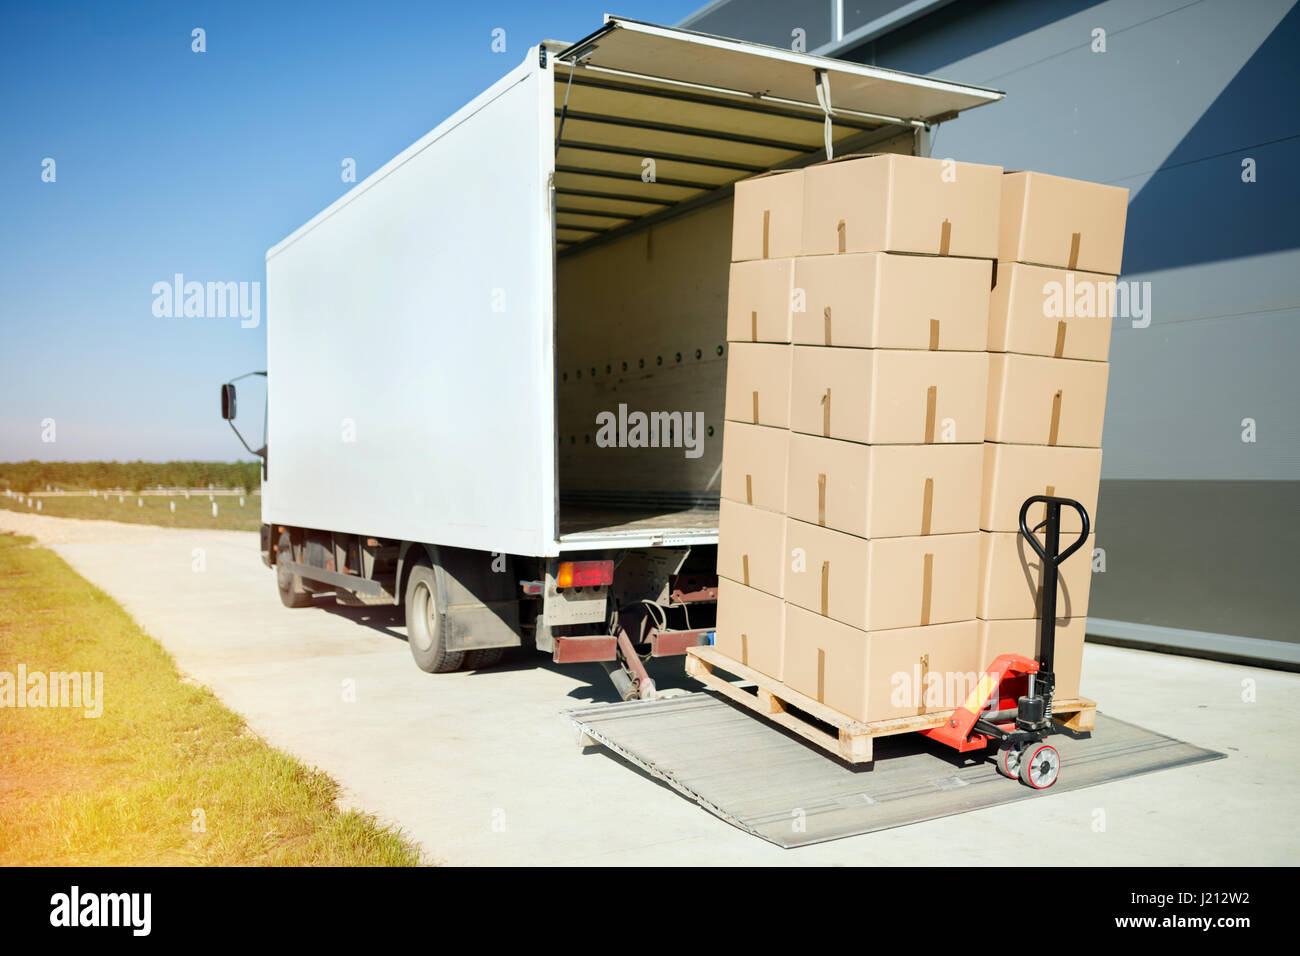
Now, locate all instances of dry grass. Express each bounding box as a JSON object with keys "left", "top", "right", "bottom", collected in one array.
[
  {"left": 0, "top": 532, "right": 423, "bottom": 866},
  {"left": 0, "top": 492, "right": 261, "bottom": 532}
]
